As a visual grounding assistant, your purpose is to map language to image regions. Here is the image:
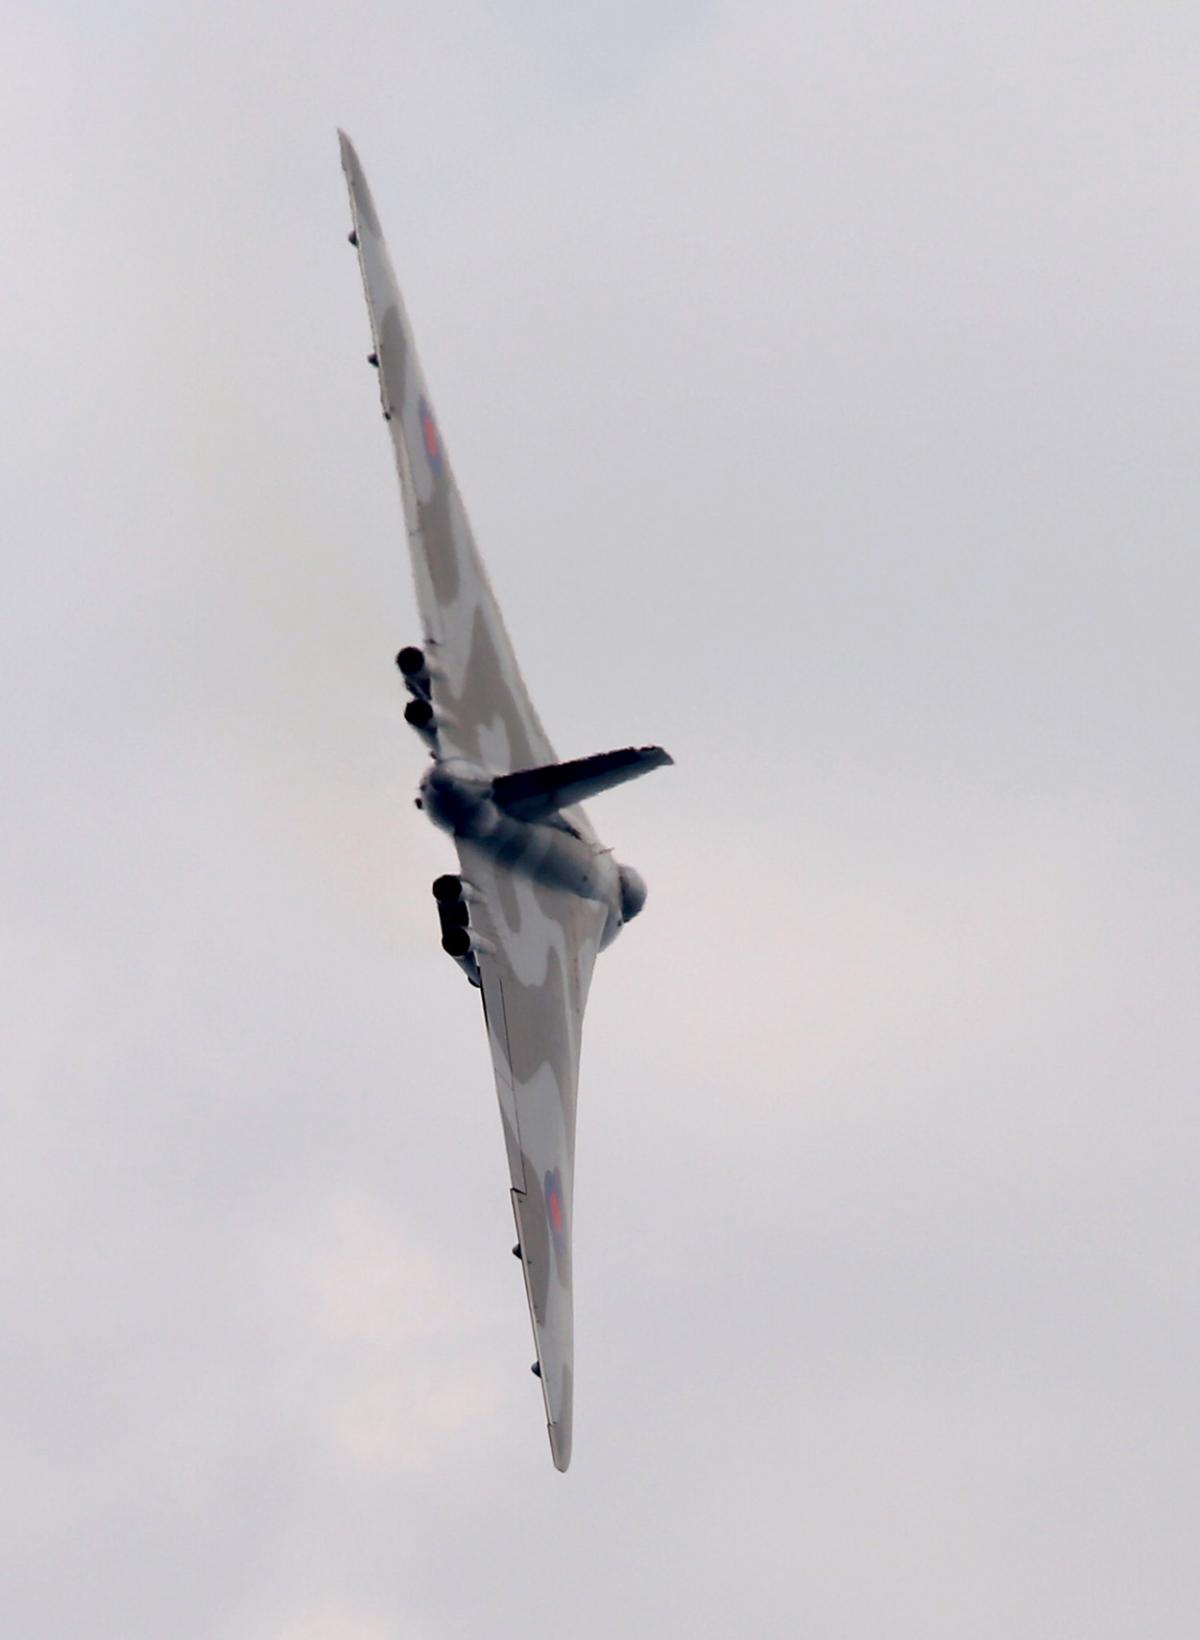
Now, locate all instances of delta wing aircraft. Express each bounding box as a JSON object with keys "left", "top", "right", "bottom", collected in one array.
[{"left": 338, "top": 134, "right": 671, "bottom": 1471}]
